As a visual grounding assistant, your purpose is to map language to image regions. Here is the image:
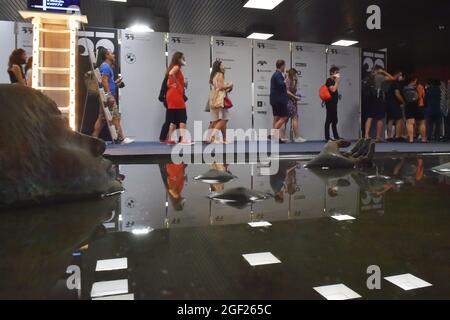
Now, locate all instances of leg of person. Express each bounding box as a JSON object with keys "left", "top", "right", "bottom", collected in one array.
[
  {"left": 435, "top": 116, "right": 442, "bottom": 140},
  {"left": 325, "top": 106, "right": 332, "bottom": 141},
  {"left": 160, "top": 108, "right": 171, "bottom": 142},
  {"left": 329, "top": 106, "right": 340, "bottom": 140},
  {"left": 387, "top": 119, "right": 394, "bottom": 140},
  {"left": 292, "top": 114, "right": 299, "bottom": 139},
  {"left": 406, "top": 119, "right": 415, "bottom": 143},
  {"left": 426, "top": 117, "right": 434, "bottom": 141},
  {"left": 179, "top": 109, "right": 191, "bottom": 144},
  {"left": 365, "top": 118, "right": 373, "bottom": 139},
  {"left": 395, "top": 119, "right": 404, "bottom": 140},
  {"left": 419, "top": 120, "right": 427, "bottom": 142},
  {"left": 376, "top": 119, "right": 385, "bottom": 142},
  {"left": 92, "top": 116, "right": 104, "bottom": 138}
]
